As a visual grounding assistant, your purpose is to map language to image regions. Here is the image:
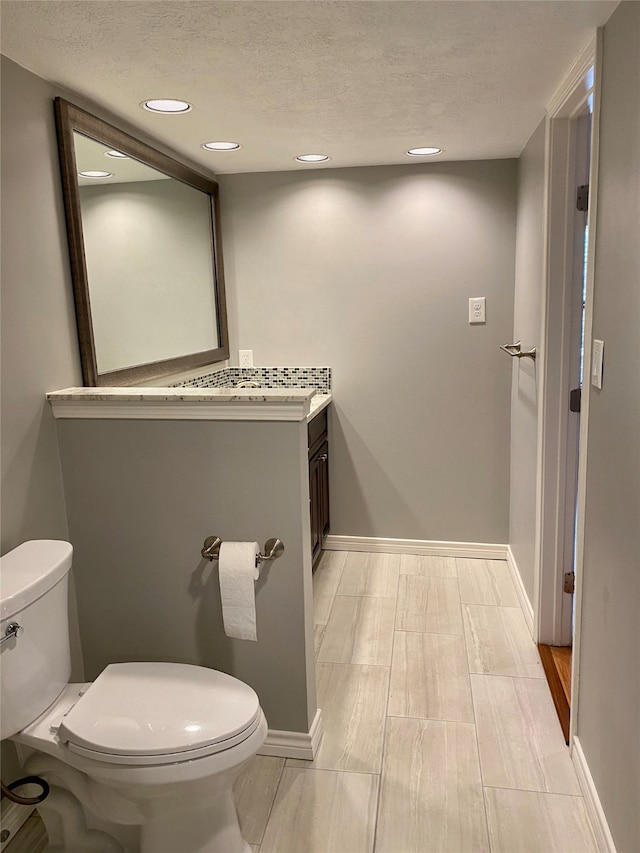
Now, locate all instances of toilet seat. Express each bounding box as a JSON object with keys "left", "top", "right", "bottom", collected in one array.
[{"left": 57, "top": 662, "right": 262, "bottom": 766}]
